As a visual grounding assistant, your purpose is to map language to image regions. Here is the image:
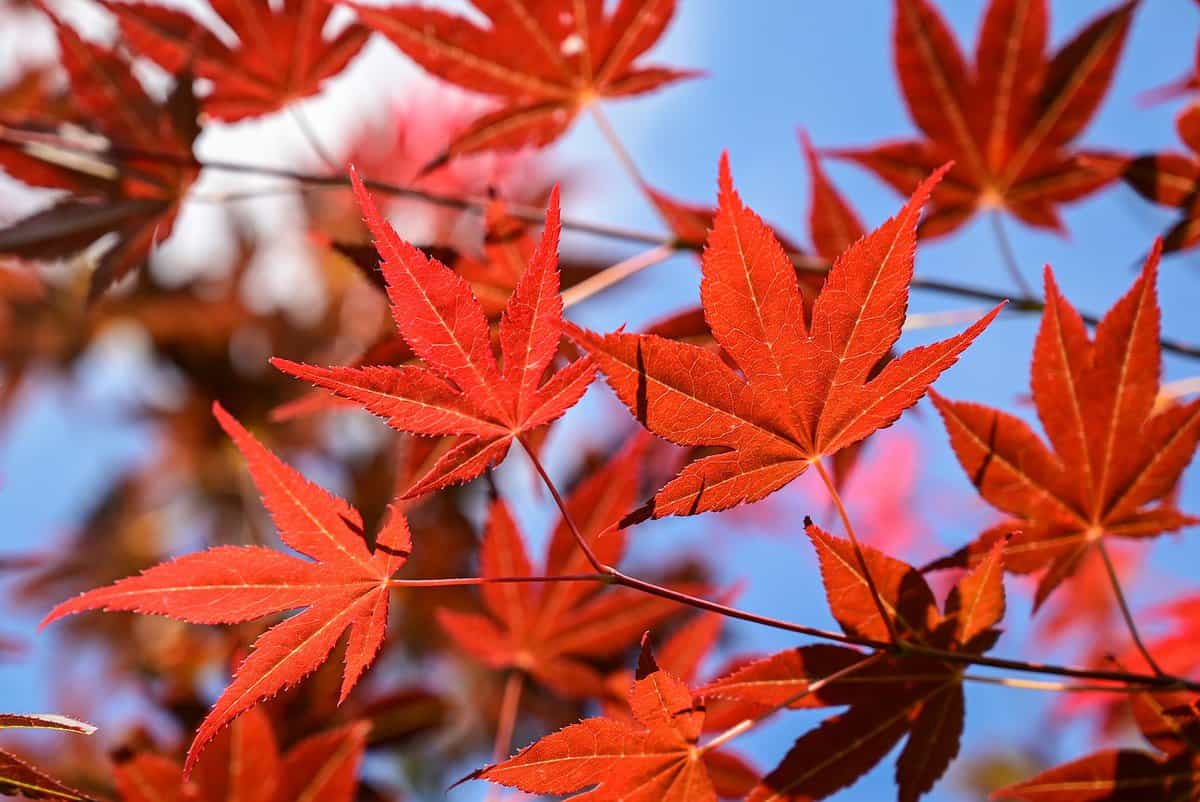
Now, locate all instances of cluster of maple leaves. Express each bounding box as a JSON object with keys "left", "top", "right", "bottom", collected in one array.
[{"left": 0, "top": 0, "right": 1199, "bottom": 801}]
